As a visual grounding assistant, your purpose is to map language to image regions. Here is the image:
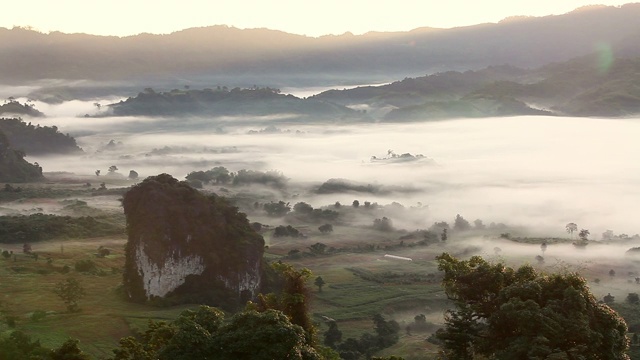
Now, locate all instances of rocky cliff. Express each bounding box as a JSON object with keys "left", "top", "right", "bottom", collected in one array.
[{"left": 122, "top": 174, "right": 264, "bottom": 308}]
